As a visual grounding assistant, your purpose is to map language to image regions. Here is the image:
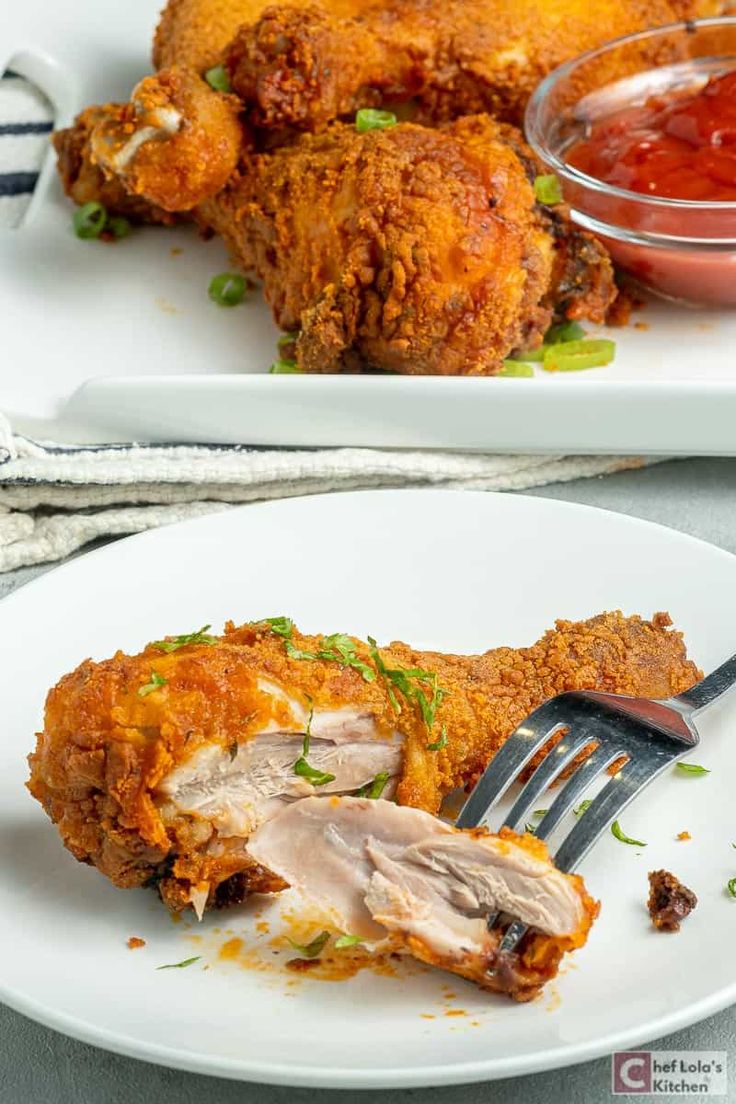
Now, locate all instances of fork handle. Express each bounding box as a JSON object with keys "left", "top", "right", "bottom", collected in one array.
[{"left": 677, "top": 651, "right": 736, "bottom": 711}]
